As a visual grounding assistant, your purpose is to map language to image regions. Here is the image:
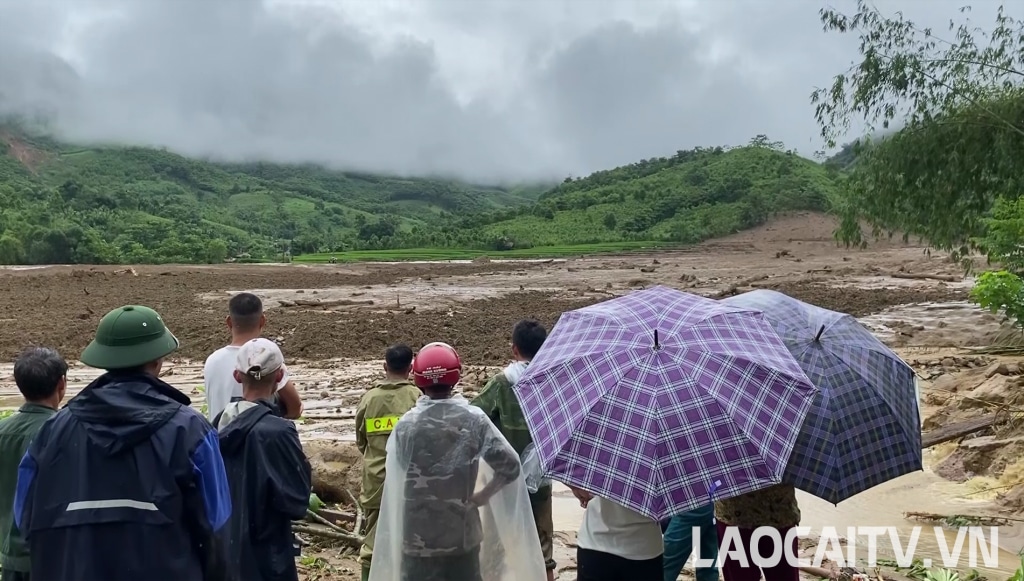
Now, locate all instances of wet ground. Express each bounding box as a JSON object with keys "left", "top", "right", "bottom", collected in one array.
[{"left": 0, "top": 212, "right": 1020, "bottom": 580}]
